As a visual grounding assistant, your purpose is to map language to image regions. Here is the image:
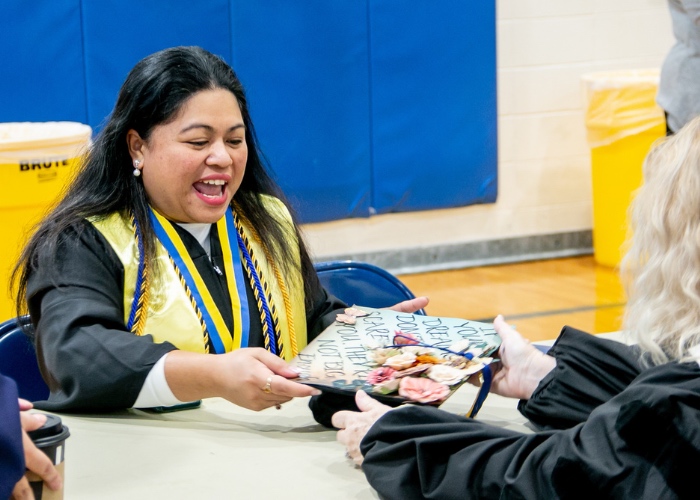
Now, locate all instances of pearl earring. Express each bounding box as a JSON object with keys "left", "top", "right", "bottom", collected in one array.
[{"left": 133, "top": 159, "right": 142, "bottom": 177}]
